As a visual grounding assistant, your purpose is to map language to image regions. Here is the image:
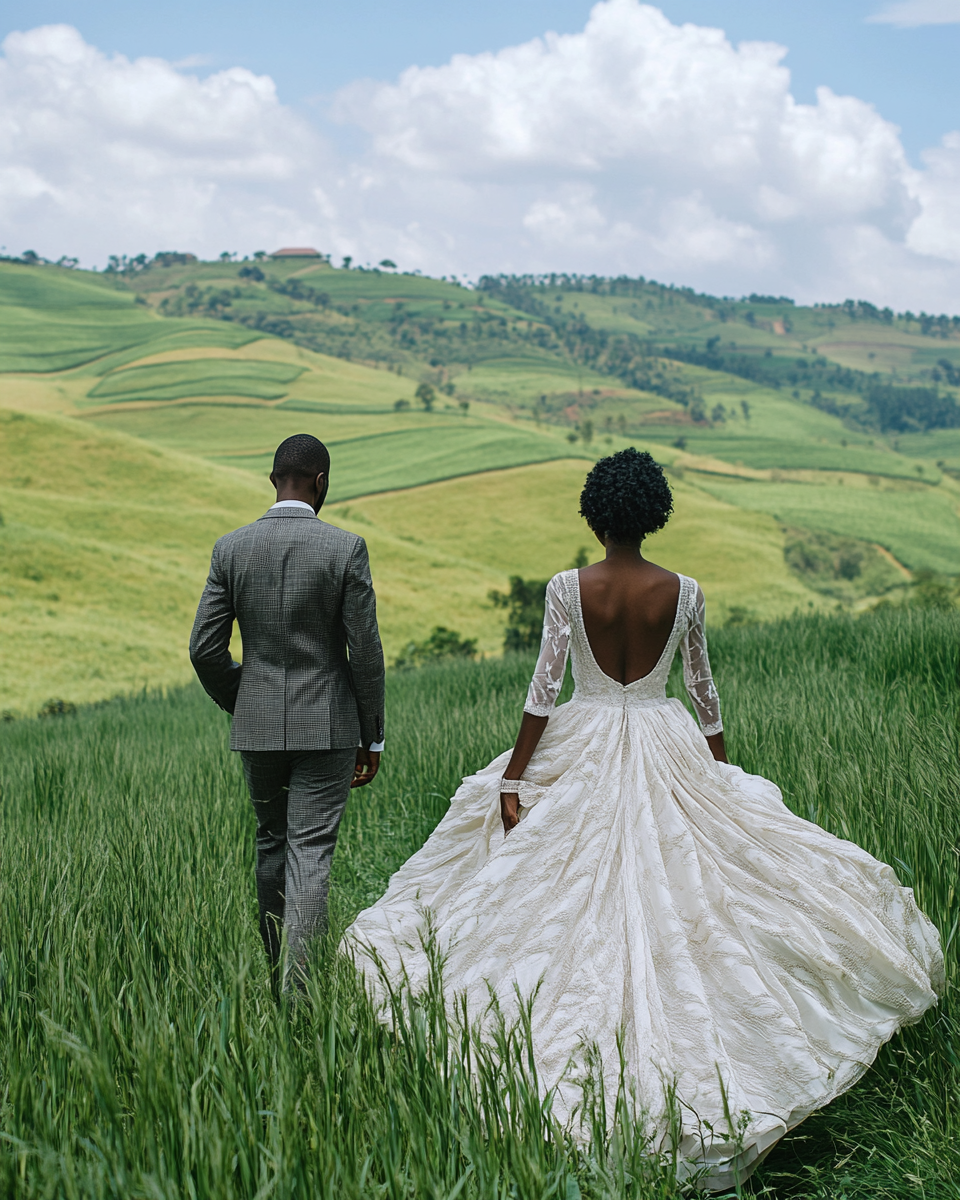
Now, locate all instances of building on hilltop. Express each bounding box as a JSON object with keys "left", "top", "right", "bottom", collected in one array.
[{"left": 270, "top": 247, "right": 327, "bottom": 261}]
